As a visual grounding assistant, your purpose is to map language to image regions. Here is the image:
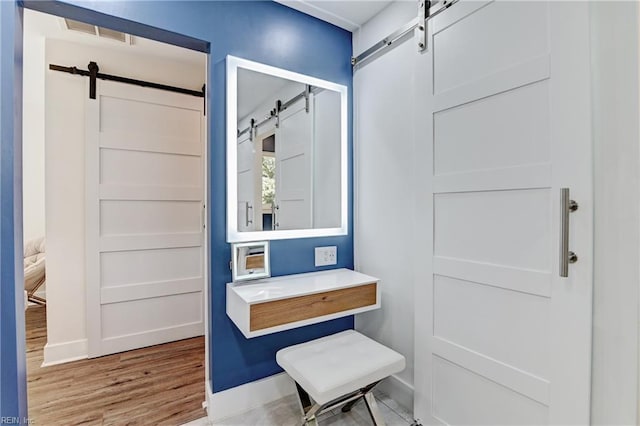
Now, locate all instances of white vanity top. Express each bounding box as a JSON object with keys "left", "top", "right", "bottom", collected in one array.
[
  {"left": 227, "top": 268, "right": 378, "bottom": 304},
  {"left": 226, "top": 268, "right": 380, "bottom": 338}
]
